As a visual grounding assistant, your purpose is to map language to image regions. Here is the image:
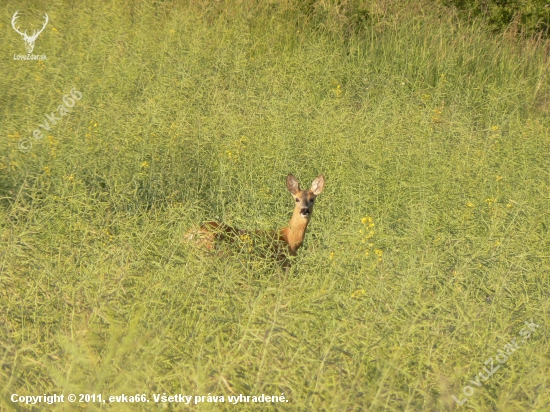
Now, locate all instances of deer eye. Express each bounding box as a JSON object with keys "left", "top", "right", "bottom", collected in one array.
[
  {"left": 310, "top": 198, "right": 315, "bottom": 203},
  {"left": 295, "top": 198, "right": 299, "bottom": 202}
]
